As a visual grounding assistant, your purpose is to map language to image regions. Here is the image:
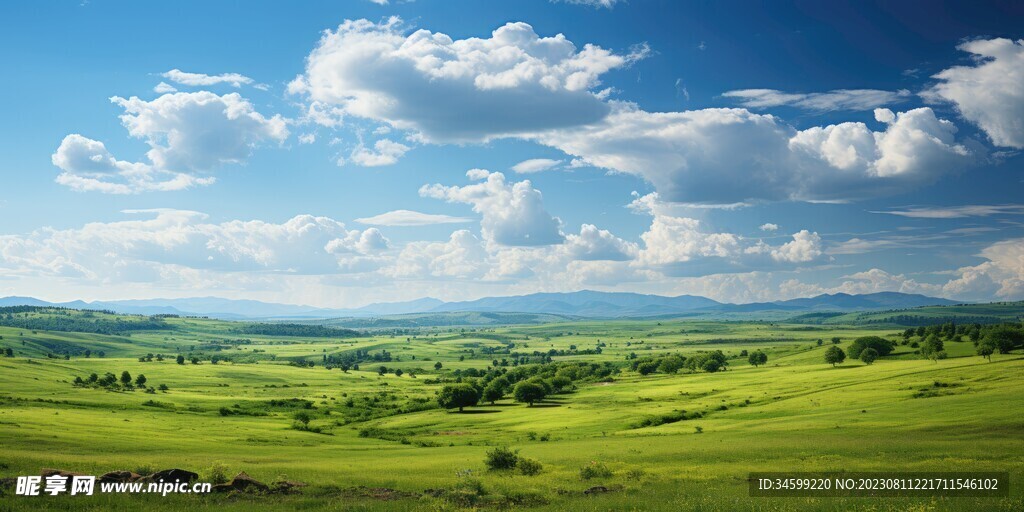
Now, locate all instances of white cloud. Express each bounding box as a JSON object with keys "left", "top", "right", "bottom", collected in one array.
[
  {"left": 111, "top": 92, "right": 289, "bottom": 172},
  {"left": 722, "top": 88, "right": 910, "bottom": 111},
  {"left": 536, "top": 103, "right": 972, "bottom": 204},
  {"left": 420, "top": 170, "right": 564, "bottom": 246},
  {"left": 153, "top": 82, "right": 178, "bottom": 94},
  {"left": 555, "top": 0, "right": 621, "bottom": 7},
  {"left": 0, "top": 210, "right": 389, "bottom": 279},
  {"left": 942, "top": 239, "right": 1024, "bottom": 300},
  {"left": 386, "top": 230, "right": 488, "bottom": 279},
  {"left": 759, "top": 223, "right": 779, "bottom": 232},
  {"left": 870, "top": 204, "right": 1024, "bottom": 218},
  {"left": 770, "top": 230, "right": 823, "bottom": 263},
  {"left": 511, "top": 158, "right": 563, "bottom": 174},
  {"left": 923, "top": 38, "right": 1024, "bottom": 148},
  {"left": 288, "top": 18, "right": 645, "bottom": 142},
  {"left": 563, "top": 224, "right": 637, "bottom": 261},
  {"left": 347, "top": 139, "right": 411, "bottom": 166},
  {"left": 298, "top": 133, "right": 317, "bottom": 144},
  {"left": 51, "top": 134, "right": 215, "bottom": 194},
  {"left": 162, "top": 69, "right": 254, "bottom": 88},
  {"left": 355, "top": 209, "right": 472, "bottom": 226},
  {"left": 53, "top": 92, "right": 288, "bottom": 193}
]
